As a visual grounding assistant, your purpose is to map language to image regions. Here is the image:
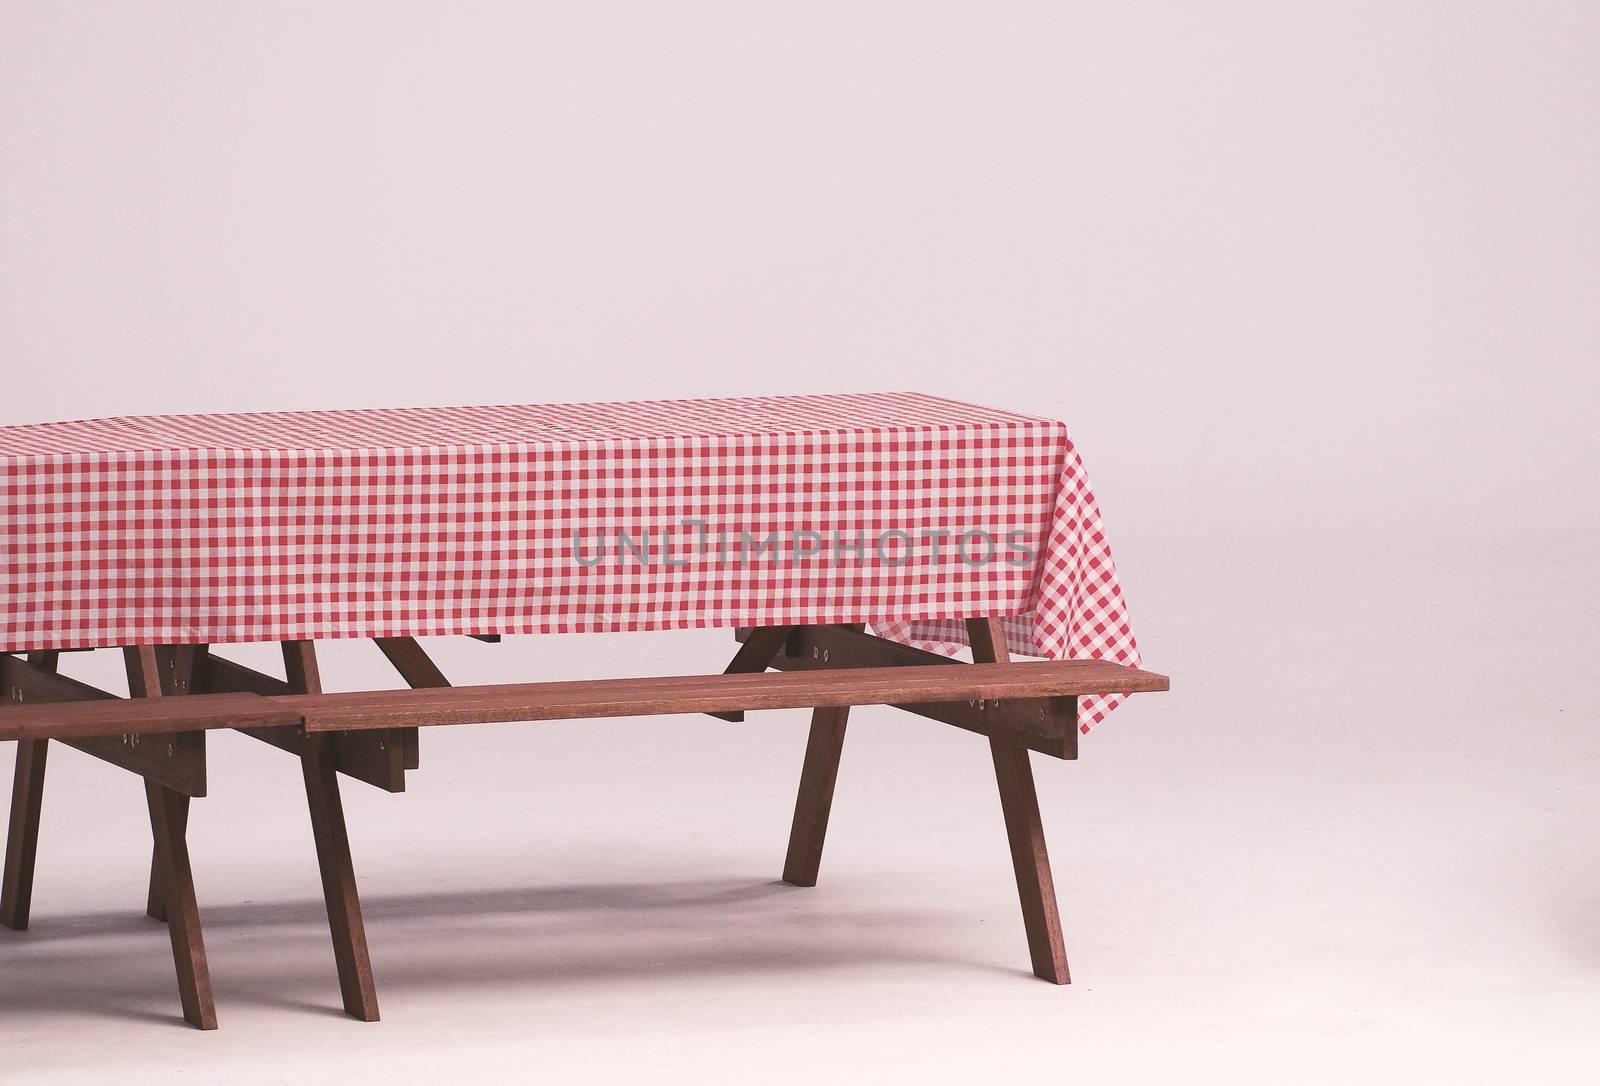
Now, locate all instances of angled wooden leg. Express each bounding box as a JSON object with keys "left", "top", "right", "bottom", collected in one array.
[
  {"left": 147, "top": 780, "right": 219, "bottom": 1030},
  {"left": 302, "top": 732, "right": 380, "bottom": 1021},
  {"left": 2, "top": 741, "right": 50, "bottom": 930},
  {"left": 286, "top": 640, "right": 380, "bottom": 1022},
  {"left": 145, "top": 646, "right": 201, "bottom": 922},
  {"left": 969, "top": 618, "right": 1070, "bottom": 984},
  {"left": 780, "top": 625, "right": 865, "bottom": 887},
  {"left": 146, "top": 794, "right": 188, "bottom": 922},
  {"left": 989, "top": 739, "right": 1069, "bottom": 983},
  {"left": 145, "top": 777, "right": 218, "bottom": 1029},
  {"left": 3, "top": 652, "right": 61, "bottom": 931},
  {"left": 126, "top": 645, "right": 219, "bottom": 1028},
  {"left": 782, "top": 705, "right": 850, "bottom": 887}
]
